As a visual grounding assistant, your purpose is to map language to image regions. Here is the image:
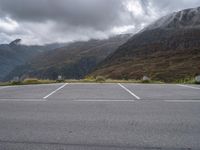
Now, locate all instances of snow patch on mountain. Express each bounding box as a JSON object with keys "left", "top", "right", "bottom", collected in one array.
[{"left": 143, "top": 7, "right": 200, "bottom": 31}]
